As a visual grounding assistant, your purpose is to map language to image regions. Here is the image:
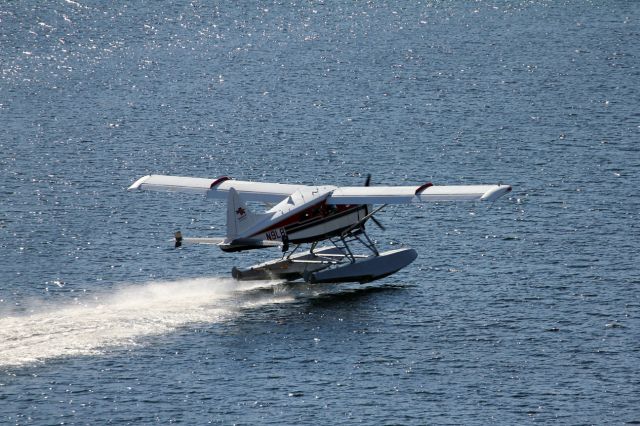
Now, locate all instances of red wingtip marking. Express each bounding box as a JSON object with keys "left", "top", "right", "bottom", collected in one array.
[
  {"left": 210, "top": 176, "right": 232, "bottom": 188},
  {"left": 415, "top": 182, "right": 433, "bottom": 195}
]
